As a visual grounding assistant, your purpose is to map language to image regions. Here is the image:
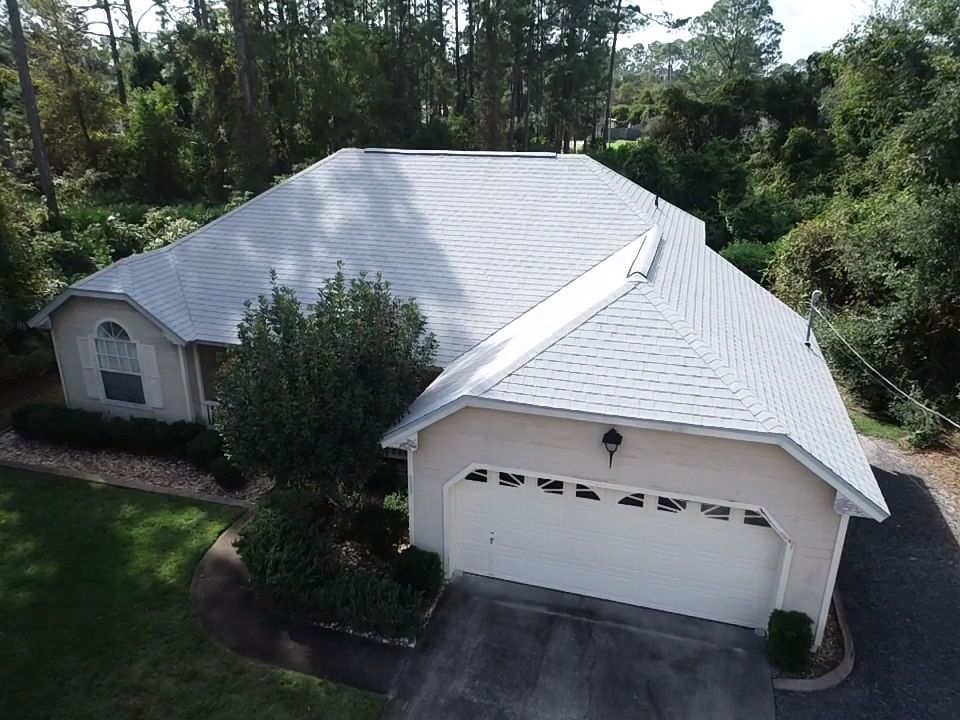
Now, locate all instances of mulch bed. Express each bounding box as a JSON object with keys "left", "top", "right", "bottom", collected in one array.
[
  {"left": 0, "top": 430, "right": 273, "bottom": 503},
  {"left": 772, "top": 604, "right": 844, "bottom": 680}
]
